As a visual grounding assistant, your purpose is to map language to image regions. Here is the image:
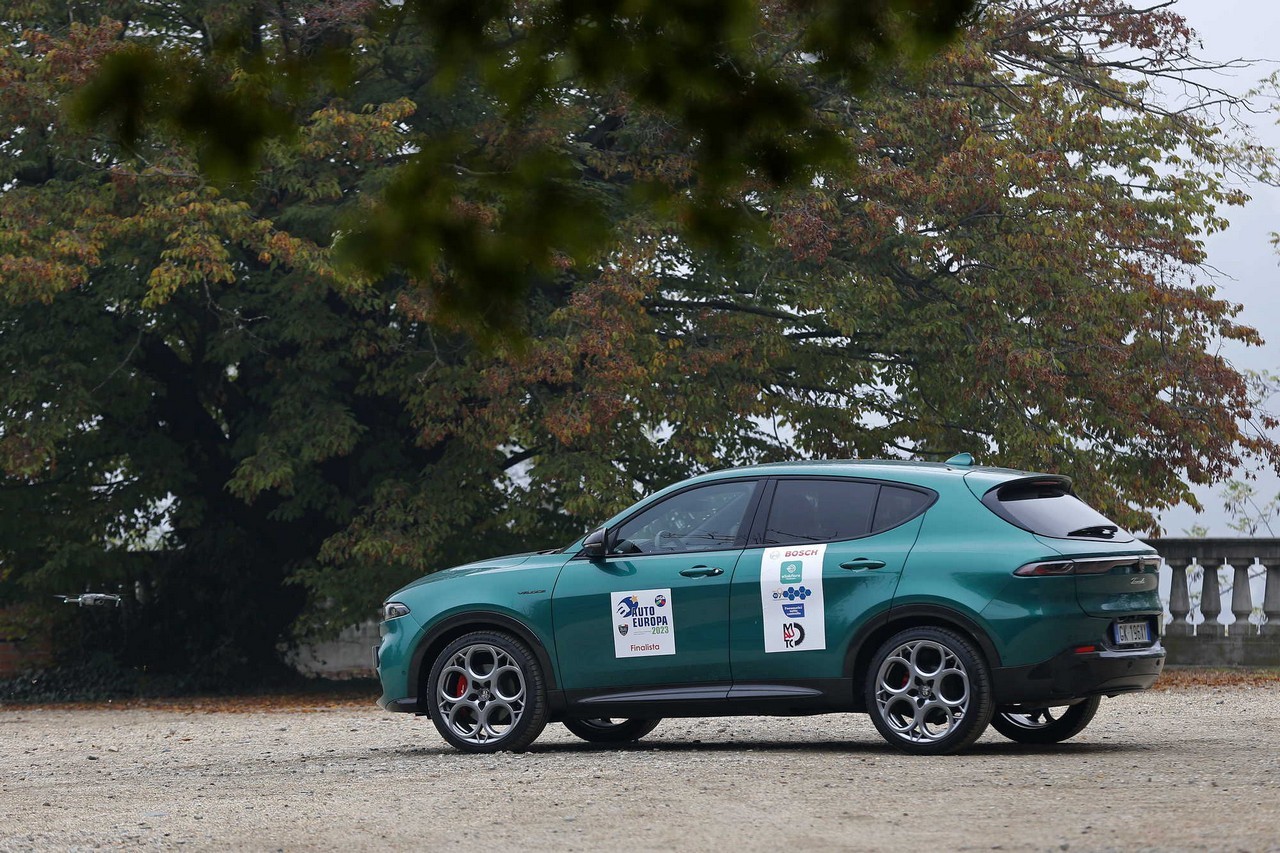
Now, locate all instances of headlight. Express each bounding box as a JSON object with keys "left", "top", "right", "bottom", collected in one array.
[{"left": 383, "top": 601, "right": 411, "bottom": 620}]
